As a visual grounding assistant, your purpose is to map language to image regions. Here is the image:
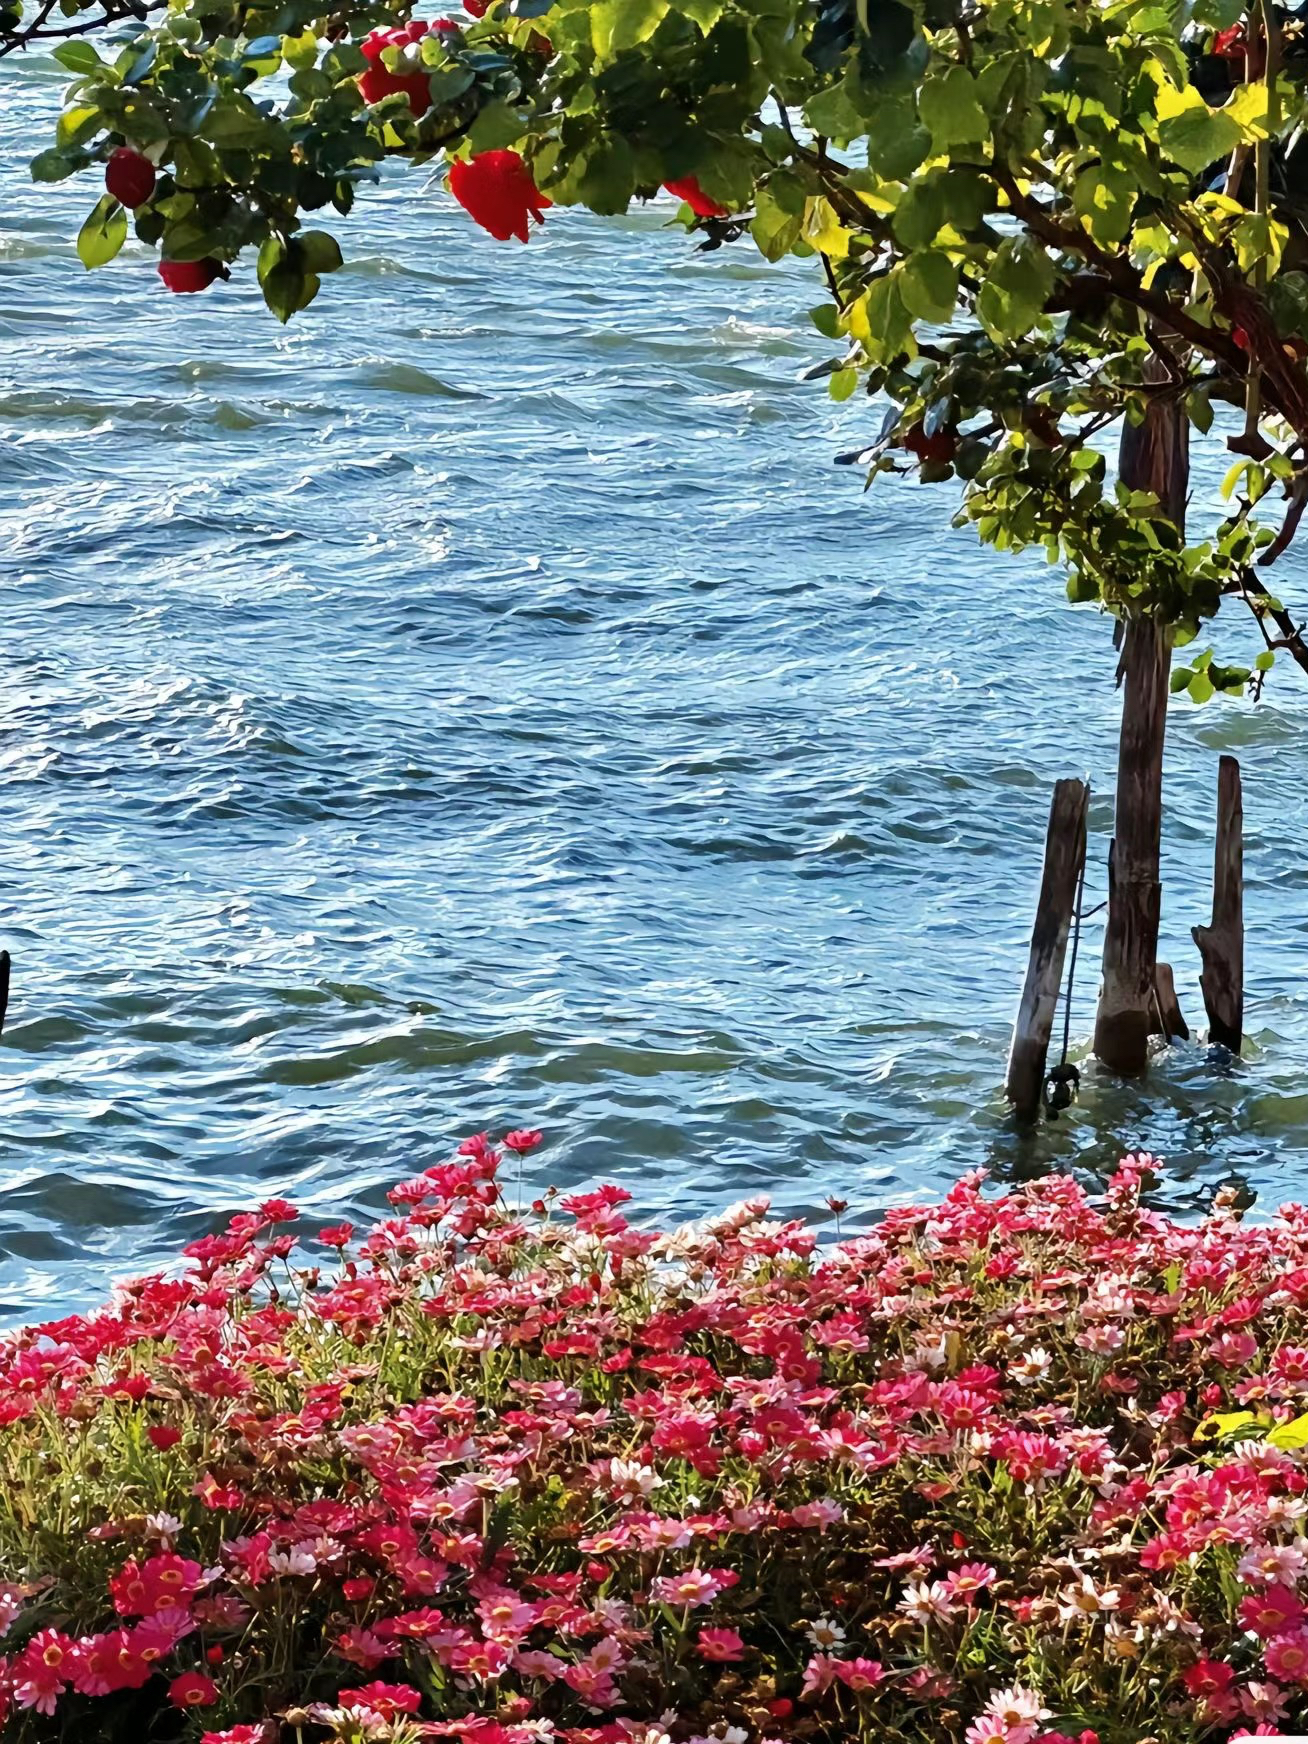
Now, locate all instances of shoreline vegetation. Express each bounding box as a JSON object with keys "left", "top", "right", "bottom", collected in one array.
[{"left": 0, "top": 1141, "right": 1302, "bottom": 1742}]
